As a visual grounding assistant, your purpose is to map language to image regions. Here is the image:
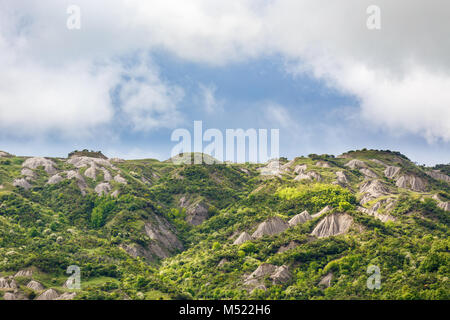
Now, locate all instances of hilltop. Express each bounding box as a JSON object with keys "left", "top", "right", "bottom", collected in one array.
[{"left": 0, "top": 149, "right": 448, "bottom": 300}]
